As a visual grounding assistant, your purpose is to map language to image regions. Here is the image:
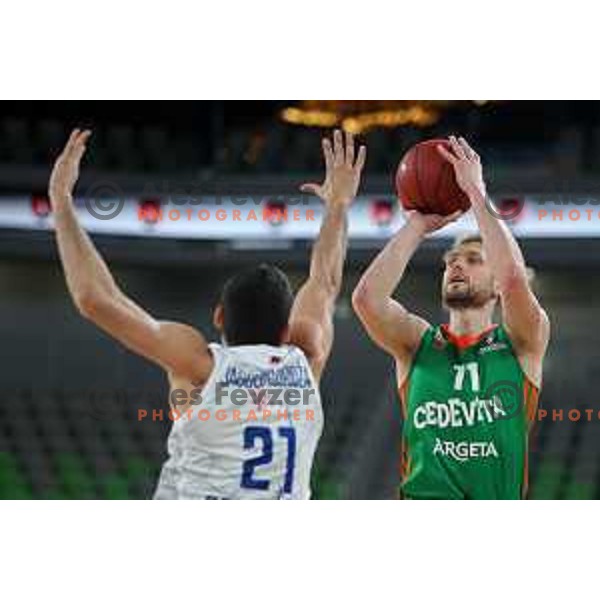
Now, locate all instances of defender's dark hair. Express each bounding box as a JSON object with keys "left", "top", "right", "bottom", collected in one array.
[{"left": 220, "top": 264, "right": 294, "bottom": 346}]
